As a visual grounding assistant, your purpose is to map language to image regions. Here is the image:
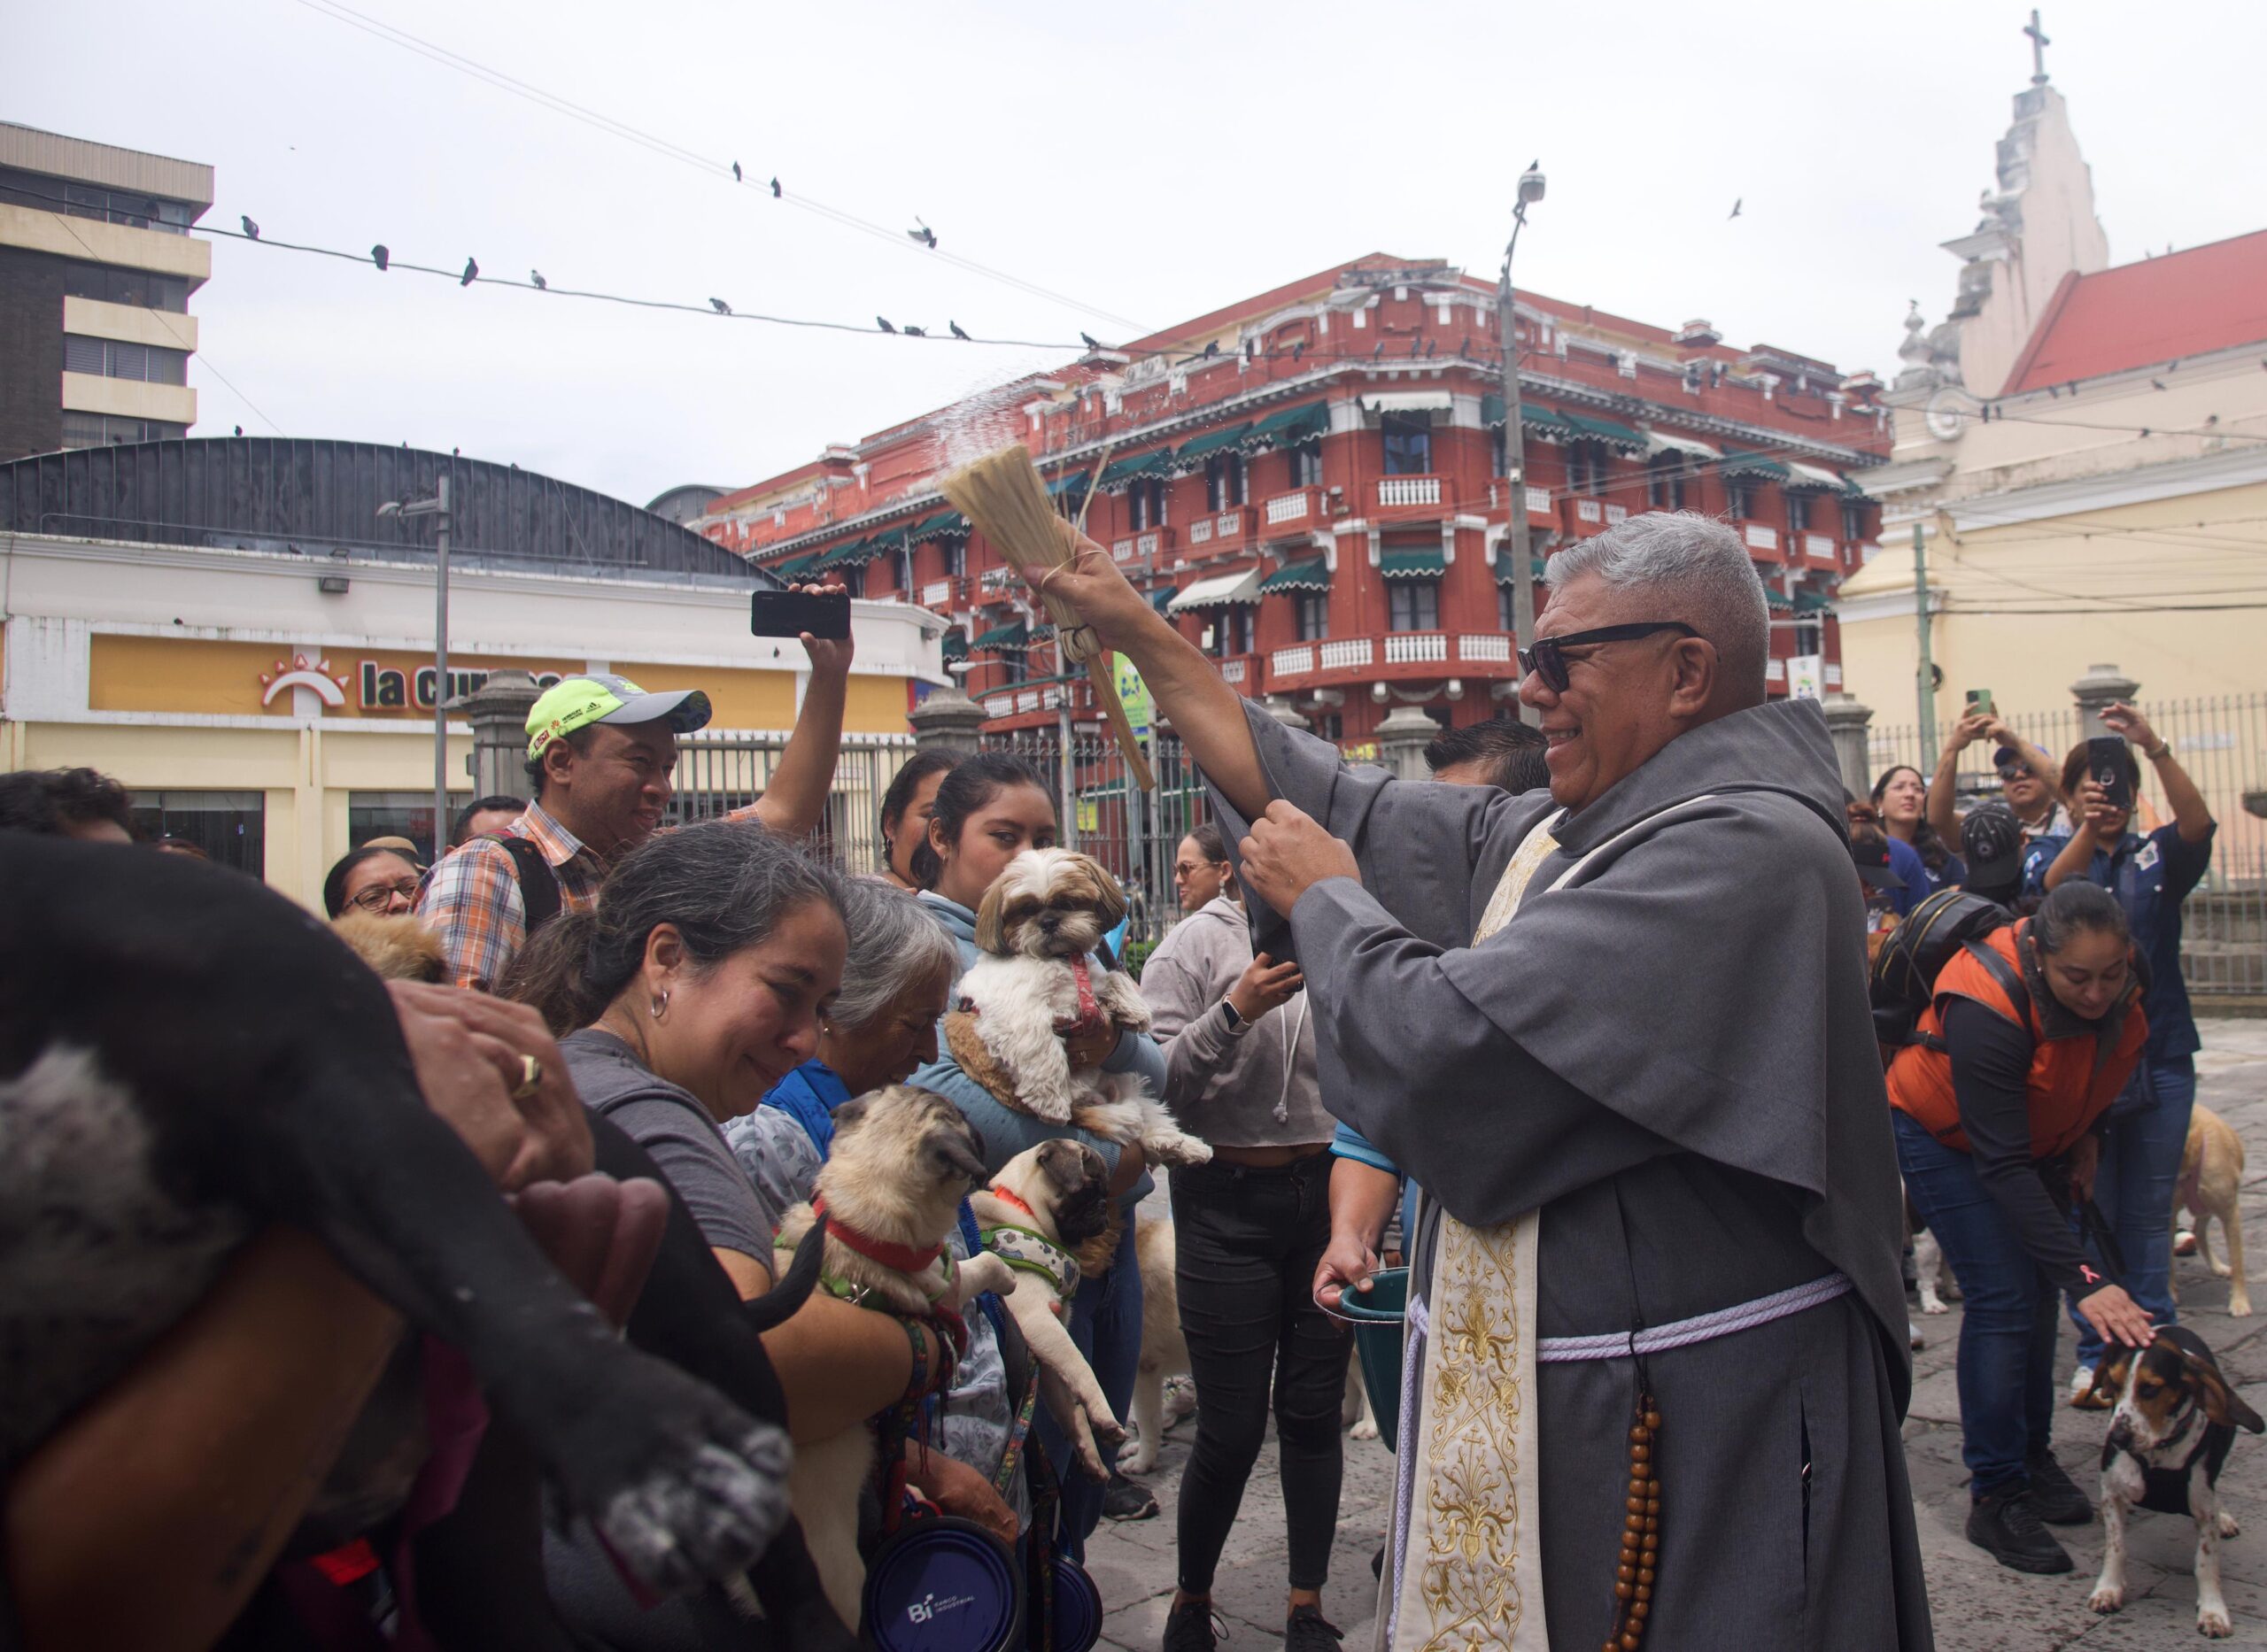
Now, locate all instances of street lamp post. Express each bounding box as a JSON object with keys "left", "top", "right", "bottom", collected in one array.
[
  {"left": 1497, "top": 163, "right": 1546, "bottom": 728},
  {"left": 377, "top": 473, "right": 454, "bottom": 856}
]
